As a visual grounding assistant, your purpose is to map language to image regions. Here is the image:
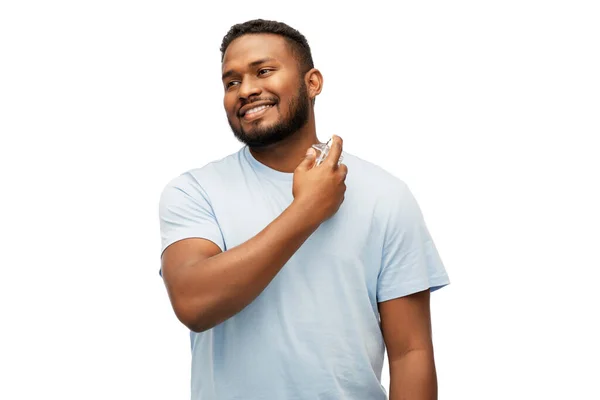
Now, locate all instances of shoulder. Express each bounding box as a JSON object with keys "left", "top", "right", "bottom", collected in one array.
[
  {"left": 343, "top": 151, "right": 410, "bottom": 199},
  {"left": 162, "top": 147, "right": 246, "bottom": 192},
  {"left": 159, "top": 147, "right": 247, "bottom": 207}
]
